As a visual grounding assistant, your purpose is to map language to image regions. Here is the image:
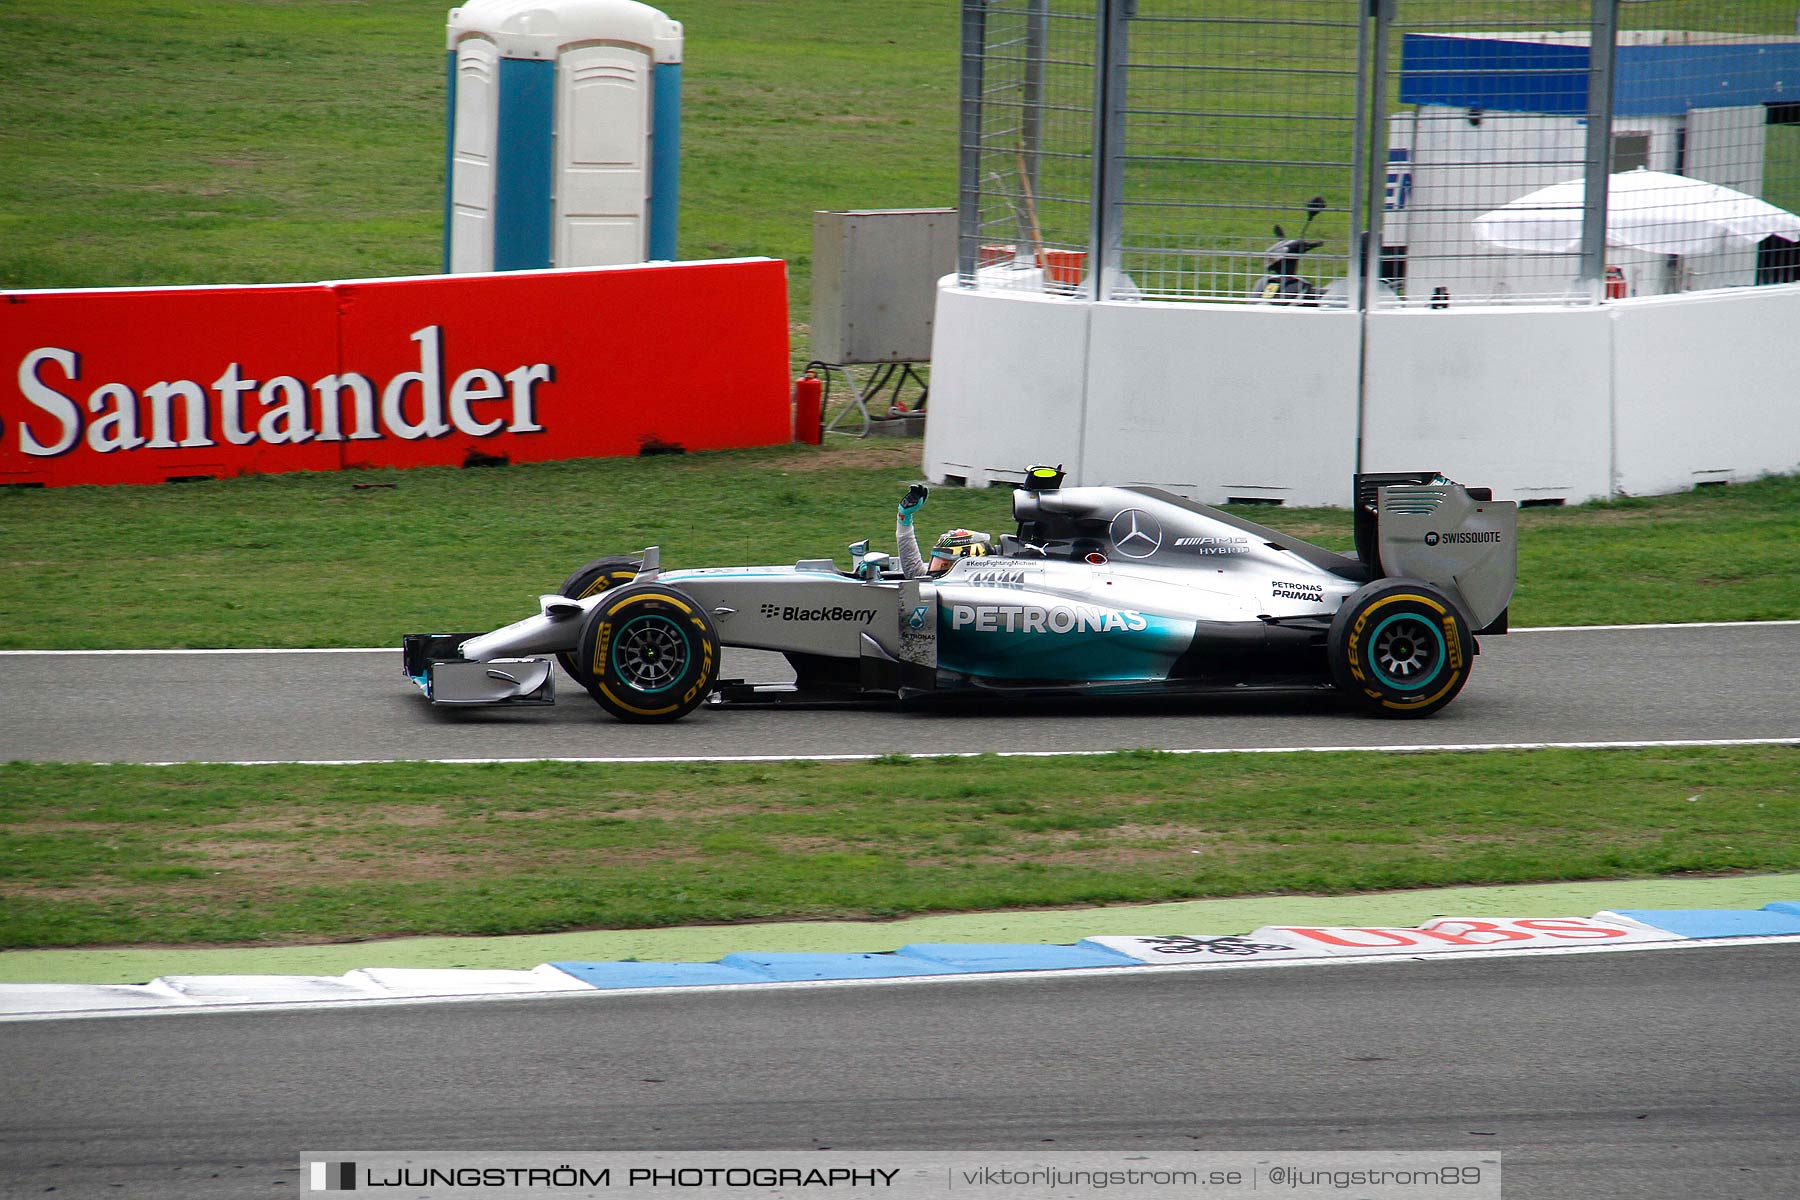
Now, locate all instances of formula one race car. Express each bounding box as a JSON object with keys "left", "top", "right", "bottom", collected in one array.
[{"left": 403, "top": 468, "right": 1516, "bottom": 722}]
